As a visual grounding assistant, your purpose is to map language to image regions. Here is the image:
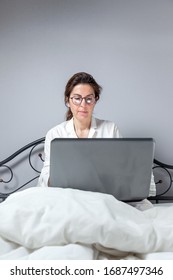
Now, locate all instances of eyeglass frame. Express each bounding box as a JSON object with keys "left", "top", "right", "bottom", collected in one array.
[{"left": 70, "top": 94, "right": 96, "bottom": 106}]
